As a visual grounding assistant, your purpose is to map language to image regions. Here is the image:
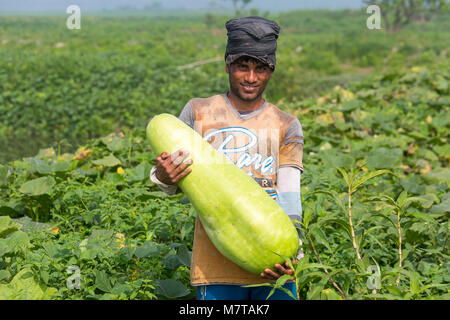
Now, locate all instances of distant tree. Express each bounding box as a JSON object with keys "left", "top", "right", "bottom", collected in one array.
[
  {"left": 222, "top": 0, "right": 253, "bottom": 16},
  {"left": 365, "top": 0, "right": 448, "bottom": 32},
  {"left": 203, "top": 13, "right": 217, "bottom": 27},
  {"left": 143, "top": 0, "right": 163, "bottom": 11},
  {"left": 249, "top": 8, "right": 260, "bottom": 16}
]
